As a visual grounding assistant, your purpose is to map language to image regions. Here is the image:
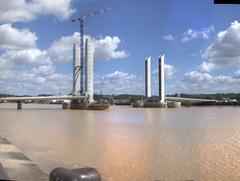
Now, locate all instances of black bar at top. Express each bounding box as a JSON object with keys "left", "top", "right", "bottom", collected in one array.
[{"left": 214, "top": 0, "right": 240, "bottom": 4}]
